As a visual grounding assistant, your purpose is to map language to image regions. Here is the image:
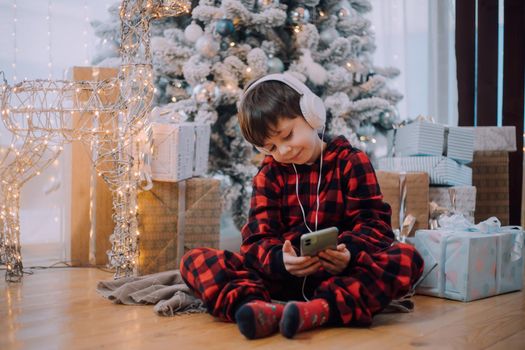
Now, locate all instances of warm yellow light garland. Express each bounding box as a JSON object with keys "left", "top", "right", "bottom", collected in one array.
[{"left": 0, "top": 0, "right": 190, "bottom": 281}]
